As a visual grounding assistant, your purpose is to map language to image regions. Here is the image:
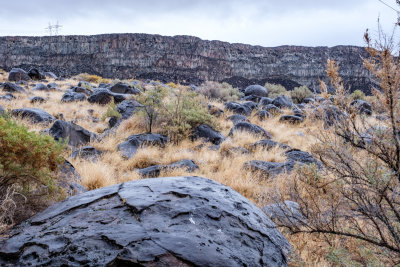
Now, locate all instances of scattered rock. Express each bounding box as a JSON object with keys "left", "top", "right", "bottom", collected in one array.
[
  {"left": 2, "top": 82, "right": 25, "bottom": 93},
  {"left": 262, "top": 104, "right": 283, "bottom": 115},
  {"left": 8, "top": 68, "right": 31, "bottom": 82},
  {"left": 244, "top": 84, "right": 268, "bottom": 97},
  {"left": 49, "top": 120, "right": 97, "bottom": 147},
  {"left": 28, "top": 68, "right": 45, "bottom": 80},
  {"left": 32, "top": 83, "right": 49, "bottom": 91},
  {"left": 0, "top": 92, "right": 15, "bottom": 101},
  {"left": 242, "top": 101, "right": 257, "bottom": 111},
  {"left": 191, "top": 124, "right": 224, "bottom": 145},
  {"left": 116, "top": 100, "right": 144, "bottom": 120},
  {"left": 61, "top": 91, "right": 86, "bottom": 102},
  {"left": 88, "top": 89, "right": 126, "bottom": 105},
  {"left": 57, "top": 160, "right": 87, "bottom": 196},
  {"left": 118, "top": 133, "right": 168, "bottom": 159},
  {"left": 244, "top": 160, "right": 290, "bottom": 178},
  {"left": 228, "top": 121, "right": 272, "bottom": 138},
  {"left": 285, "top": 149, "right": 321, "bottom": 167},
  {"left": 224, "top": 101, "right": 251, "bottom": 116},
  {"left": 227, "top": 114, "right": 249, "bottom": 124},
  {"left": 71, "top": 146, "right": 103, "bottom": 161},
  {"left": 350, "top": 99, "right": 372, "bottom": 115},
  {"left": 29, "top": 96, "right": 46, "bottom": 103},
  {"left": 44, "top": 71, "right": 57, "bottom": 79},
  {"left": 279, "top": 115, "right": 304, "bottom": 124},
  {"left": 272, "top": 95, "right": 293, "bottom": 109},
  {"left": 252, "top": 139, "right": 291, "bottom": 151},
  {"left": 255, "top": 110, "right": 271, "bottom": 120},
  {"left": 302, "top": 97, "right": 315, "bottom": 104},
  {"left": 258, "top": 97, "right": 274, "bottom": 107},
  {"left": 70, "top": 86, "right": 92, "bottom": 95},
  {"left": 0, "top": 176, "right": 290, "bottom": 266},
  {"left": 138, "top": 159, "right": 199, "bottom": 177},
  {"left": 11, "top": 108, "right": 55, "bottom": 124},
  {"left": 110, "top": 82, "right": 141, "bottom": 94}
]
